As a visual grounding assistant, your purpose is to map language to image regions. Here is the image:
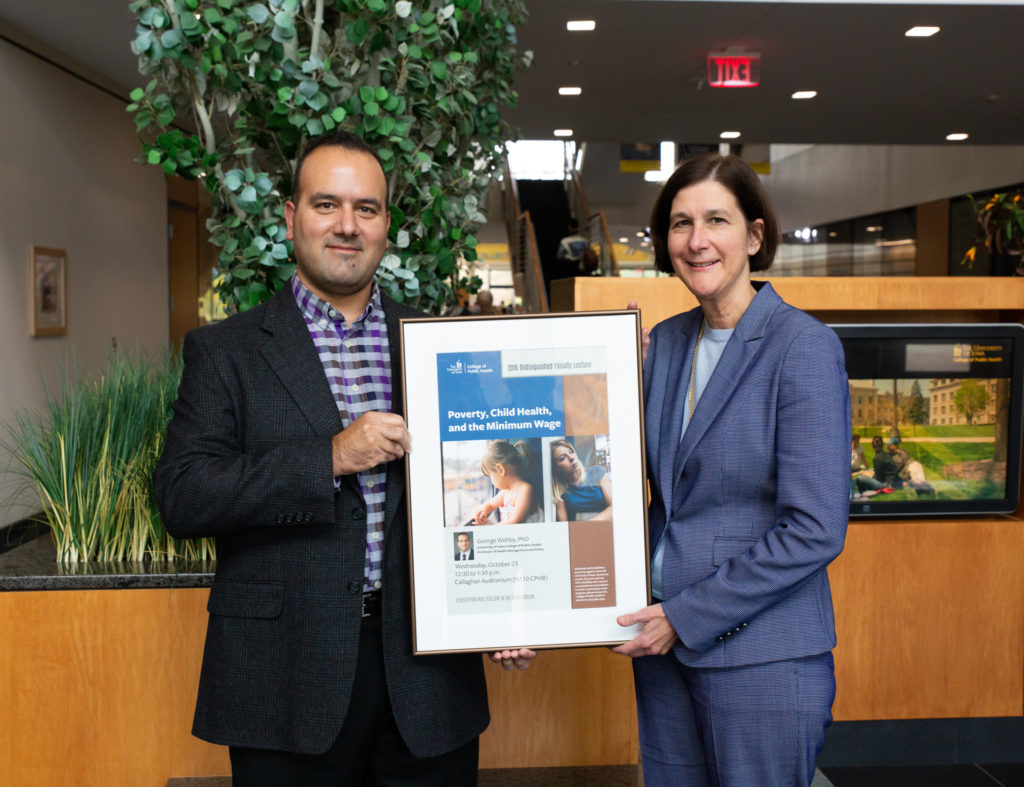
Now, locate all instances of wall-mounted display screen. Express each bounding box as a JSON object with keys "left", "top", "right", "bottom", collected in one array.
[{"left": 832, "top": 324, "right": 1024, "bottom": 518}]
